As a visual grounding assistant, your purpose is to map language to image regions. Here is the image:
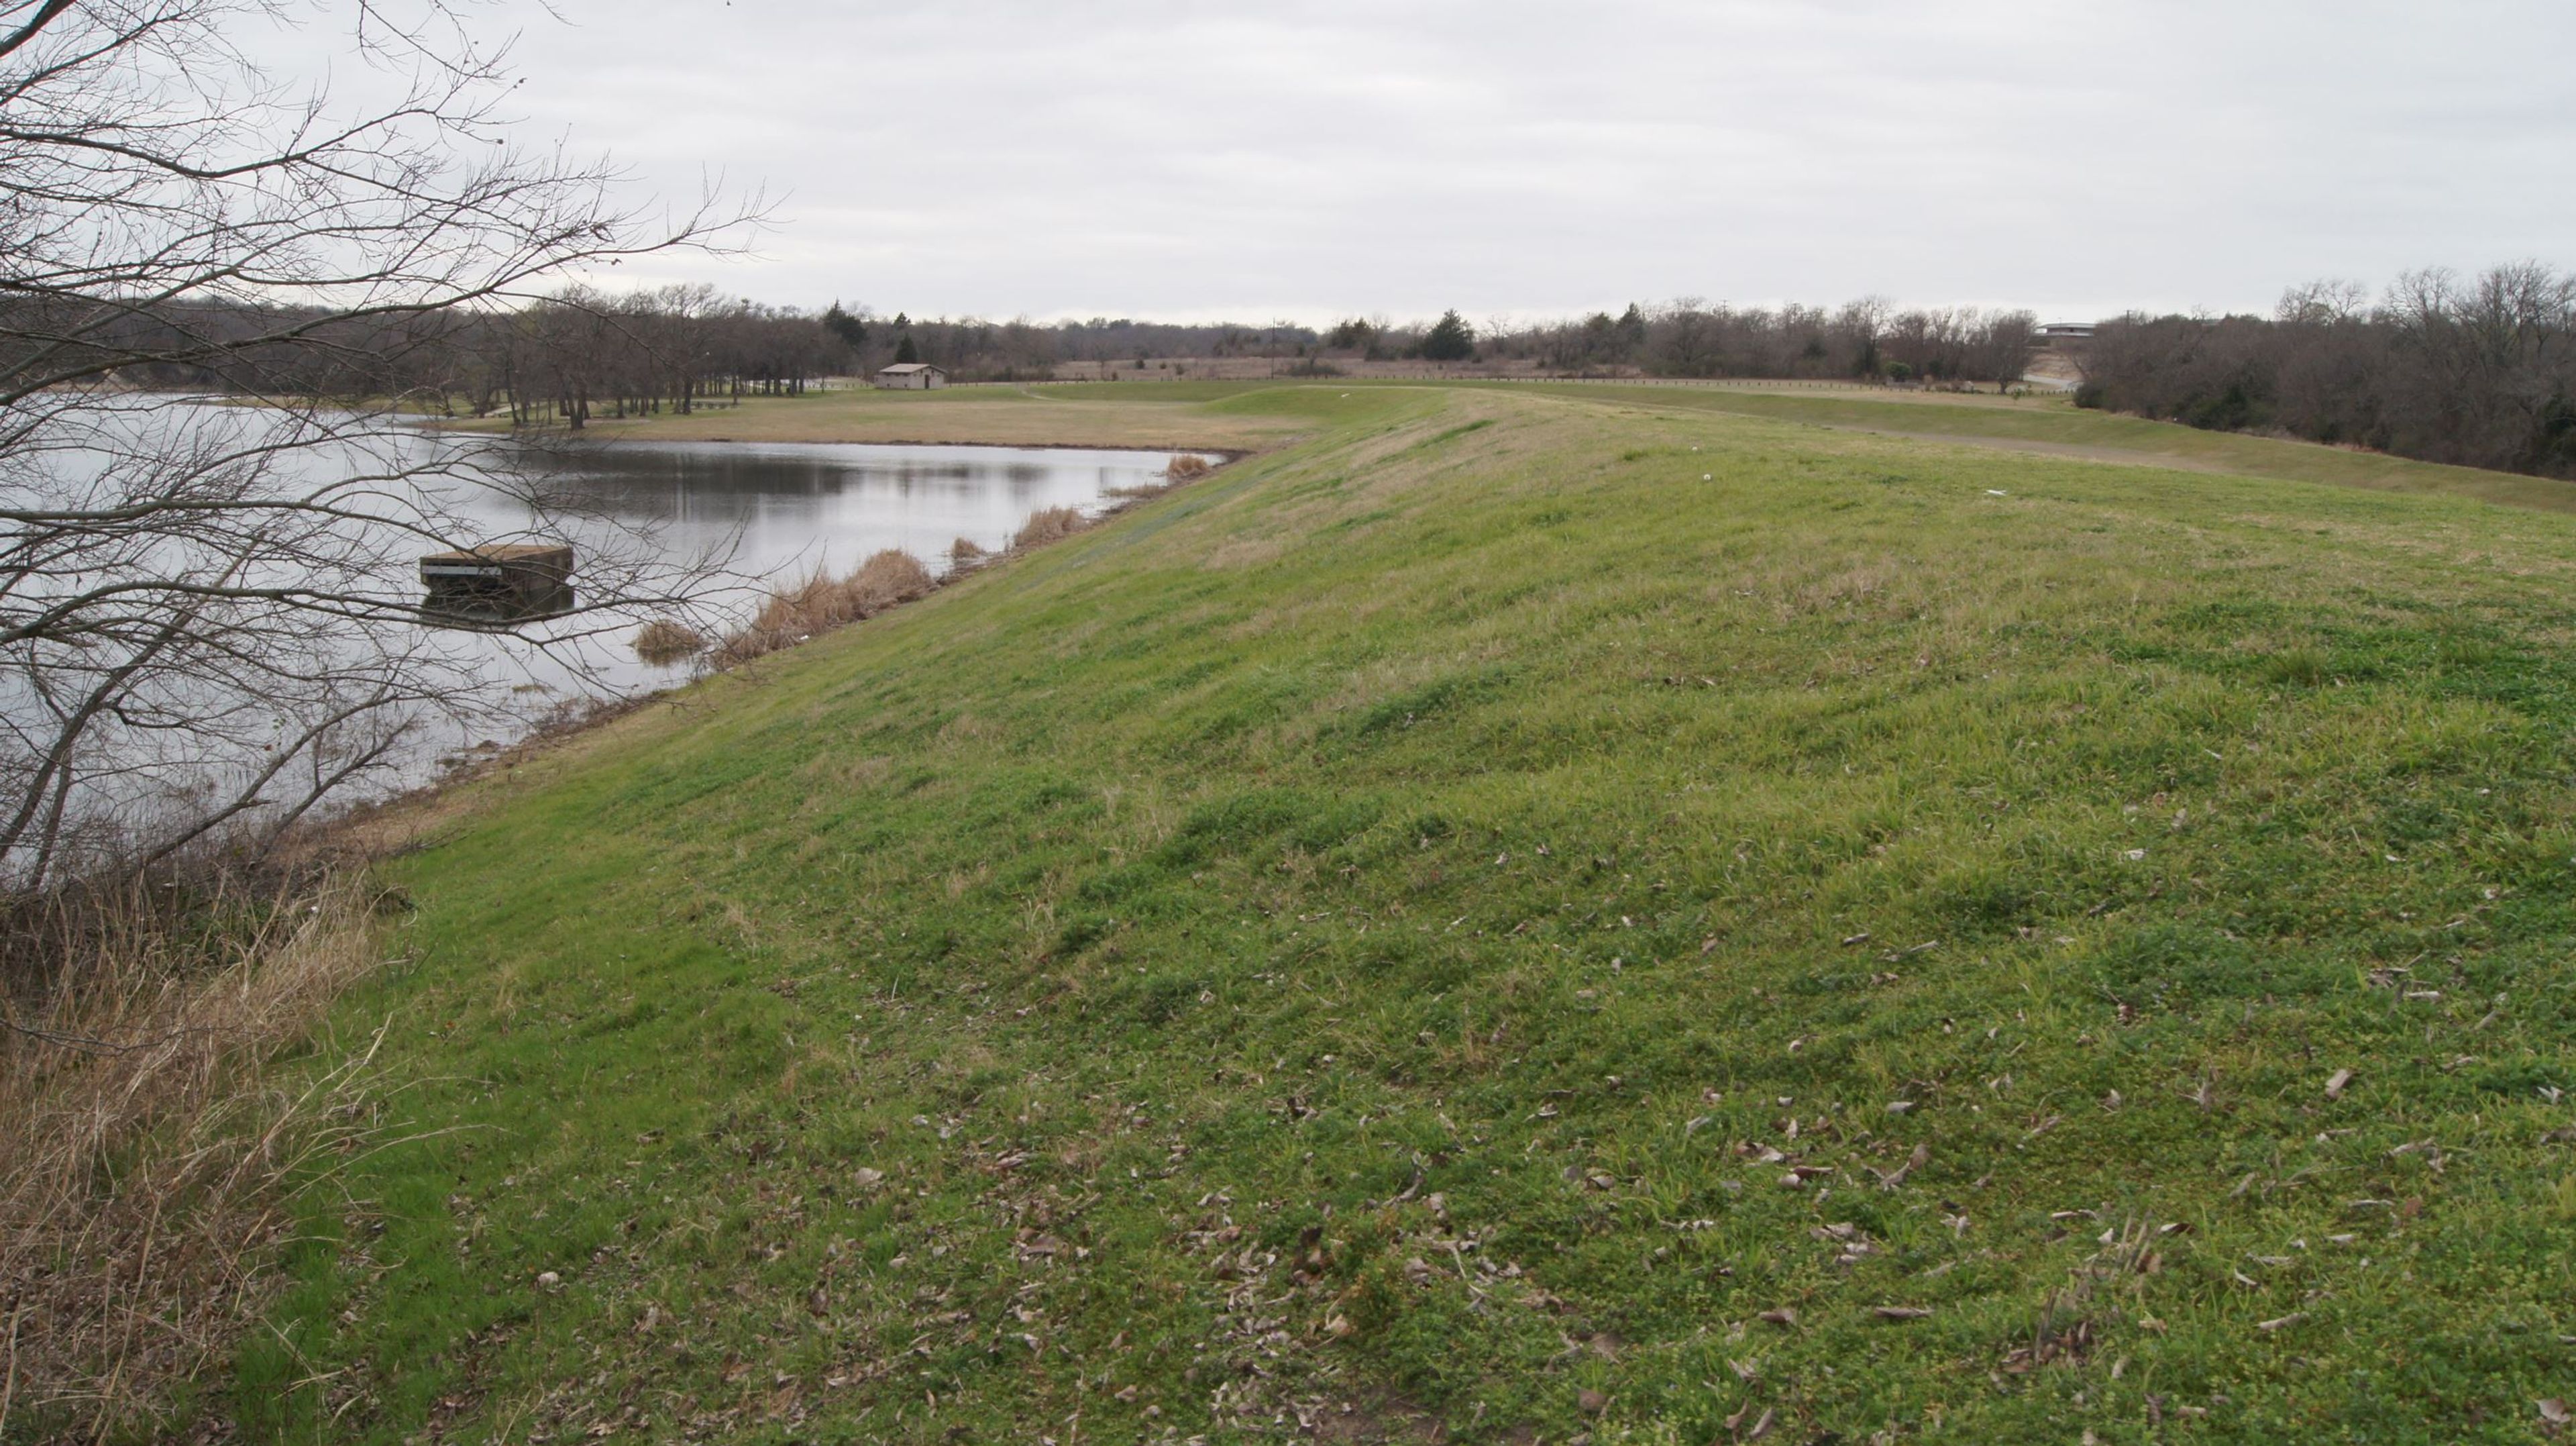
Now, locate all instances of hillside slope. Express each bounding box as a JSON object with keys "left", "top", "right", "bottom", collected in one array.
[{"left": 249, "top": 384, "right": 2576, "bottom": 1443}]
